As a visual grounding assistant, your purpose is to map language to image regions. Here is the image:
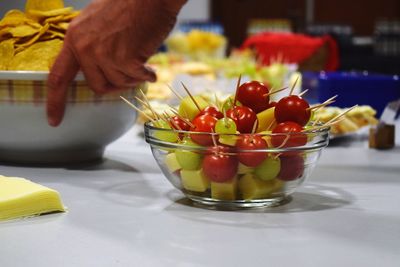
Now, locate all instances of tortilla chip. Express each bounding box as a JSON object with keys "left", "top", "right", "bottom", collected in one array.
[
  {"left": 27, "top": 7, "right": 74, "bottom": 19},
  {"left": 8, "top": 24, "right": 40, "bottom": 38},
  {"left": 47, "top": 29, "right": 65, "bottom": 39},
  {"left": 57, "top": 22, "right": 69, "bottom": 31},
  {"left": 0, "top": 10, "right": 30, "bottom": 28},
  {"left": 9, "top": 39, "right": 63, "bottom": 71},
  {"left": 14, "top": 23, "right": 50, "bottom": 53},
  {"left": 25, "top": 0, "right": 65, "bottom": 12},
  {"left": 59, "top": 10, "right": 80, "bottom": 21},
  {"left": 49, "top": 23, "right": 66, "bottom": 32},
  {"left": 0, "top": 39, "right": 15, "bottom": 70}
]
